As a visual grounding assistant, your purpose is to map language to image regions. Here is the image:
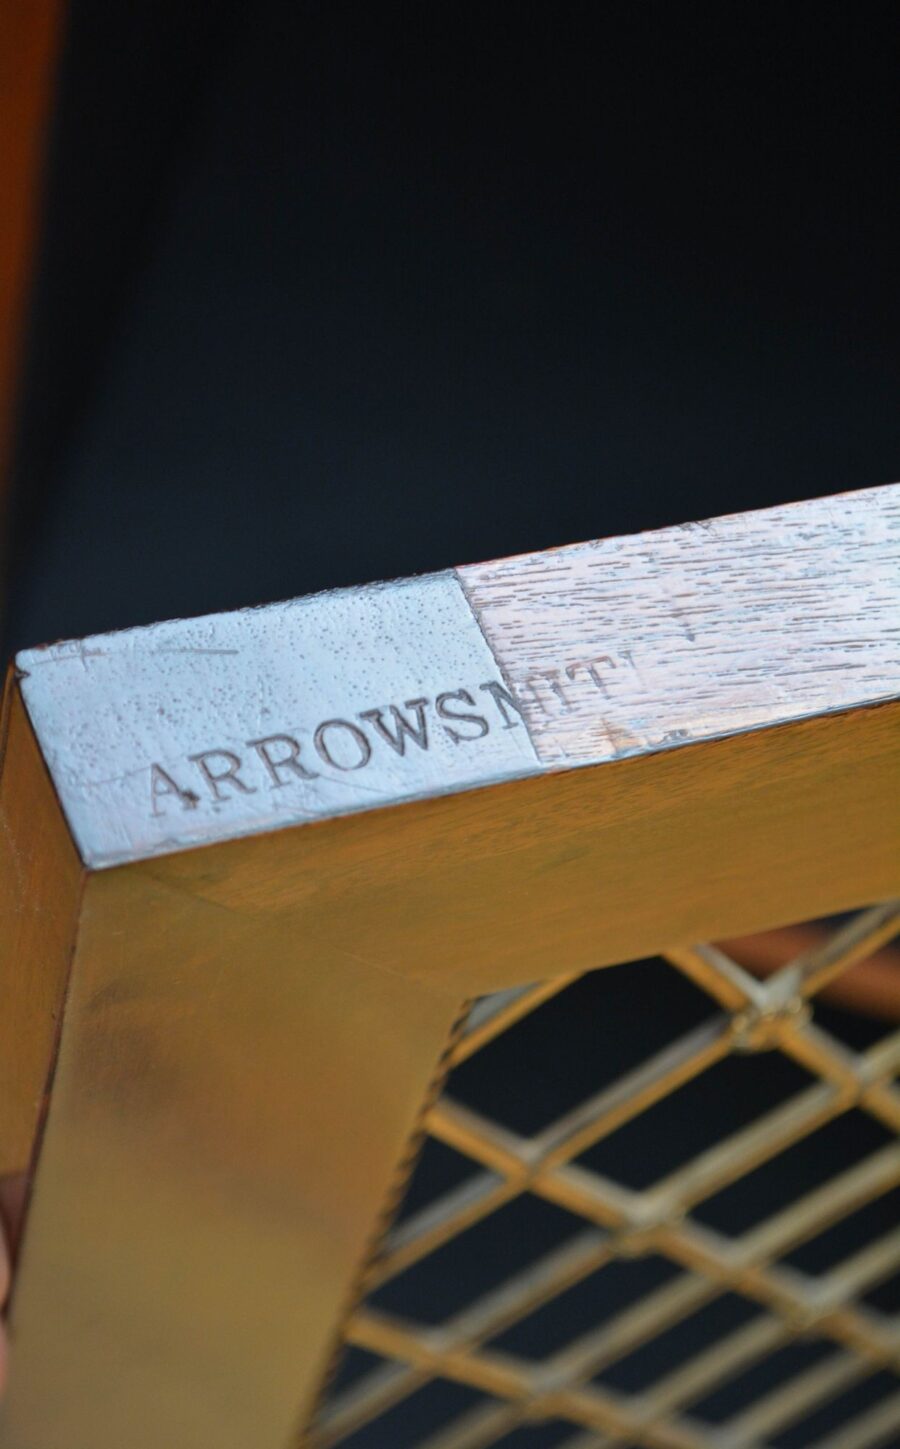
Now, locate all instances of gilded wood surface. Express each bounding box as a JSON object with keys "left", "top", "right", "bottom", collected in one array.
[
  {"left": 2, "top": 697, "right": 895, "bottom": 1448},
  {"left": 1, "top": 864, "right": 462, "bottom": 1449},
  {"left": 0, "top": 485, "right": 898, "bottom": 1449},
  {"left": 144, "top": 698, "right": 900, "bottom": 1000}
]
